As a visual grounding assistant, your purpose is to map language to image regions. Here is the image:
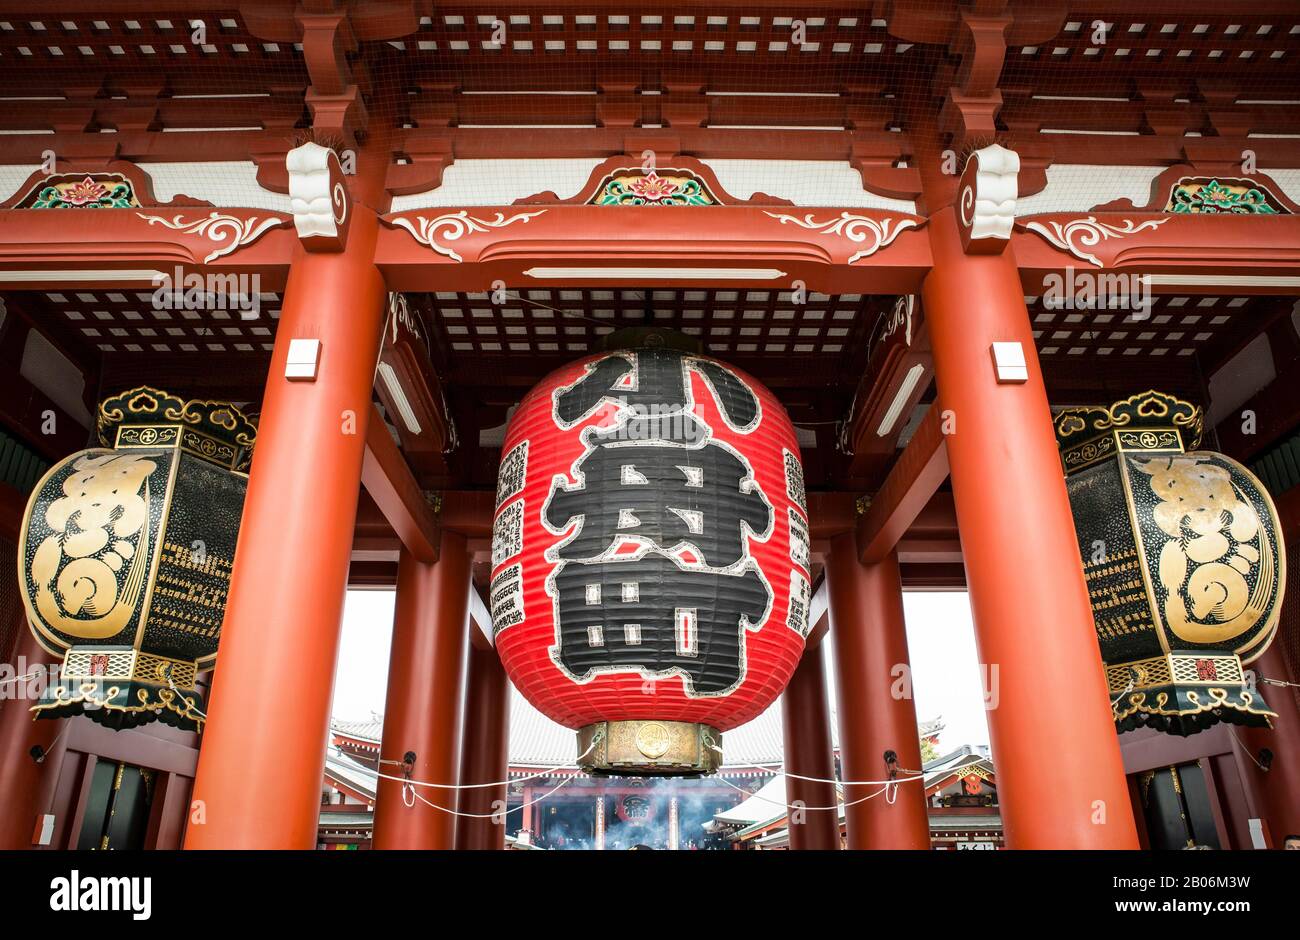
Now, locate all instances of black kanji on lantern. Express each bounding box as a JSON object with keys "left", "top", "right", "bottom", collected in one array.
[
  {"left": 545, "top": 348, "right": 774, "bottom": 696},
  {"left": 554, "top": 348, "right": 760, "bottom": 437},
  {"left": 546, "top": 438, "right": 771, "bottom": 567},
  {"left": 551, "top": 555, "right": 770, "bottom": 694}
]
